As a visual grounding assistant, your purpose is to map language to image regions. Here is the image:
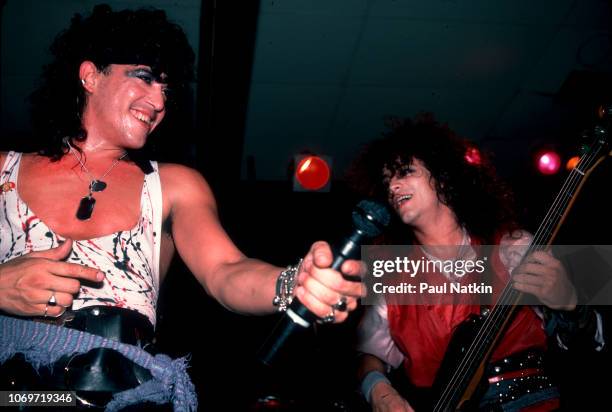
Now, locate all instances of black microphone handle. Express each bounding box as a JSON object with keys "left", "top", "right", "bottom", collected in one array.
[
  {"left": 258, "top": 230, "right": 366, "bottom": 366},
  {"left": 258, "top": 297, "right": 316, "bottom": 366},
  {"left": 331, "top": 230, "right": 364, "bottom": 270}
]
